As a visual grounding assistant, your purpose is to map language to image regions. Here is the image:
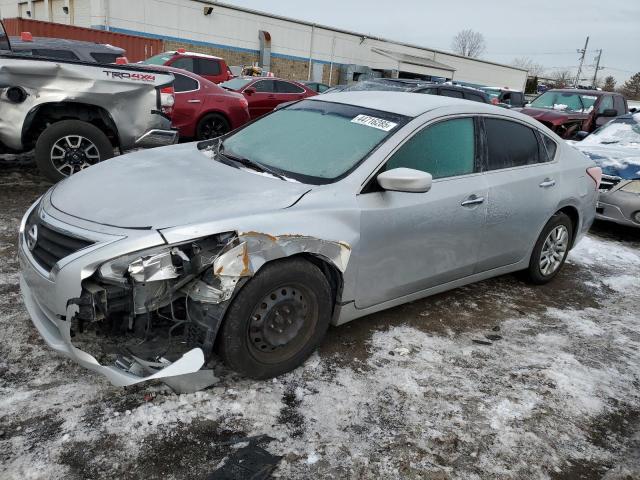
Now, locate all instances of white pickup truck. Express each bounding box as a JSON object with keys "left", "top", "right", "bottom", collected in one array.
[{"left": 0, "top": 20, "right": 177, "bottom": 182}]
